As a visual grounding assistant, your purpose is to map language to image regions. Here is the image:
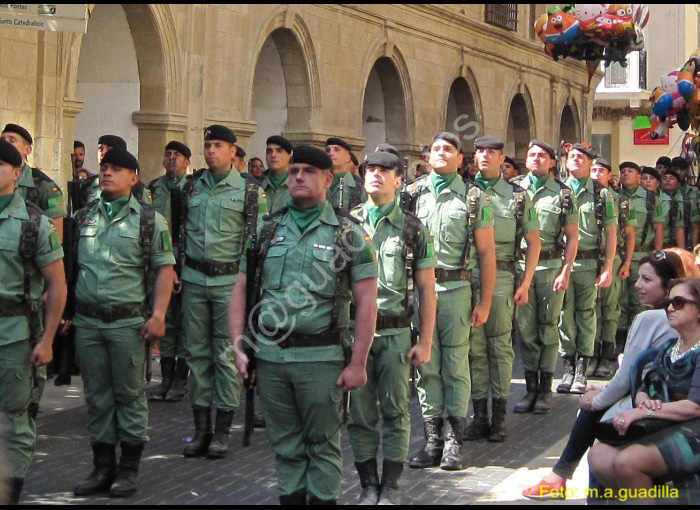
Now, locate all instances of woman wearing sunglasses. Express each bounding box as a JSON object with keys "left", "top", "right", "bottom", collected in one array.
[
  {"left": 589, "top": 278, "right": 700, "bottom": 503},
  {"left": 523, "top": 249, "right": 699, "bottom": 500}
]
